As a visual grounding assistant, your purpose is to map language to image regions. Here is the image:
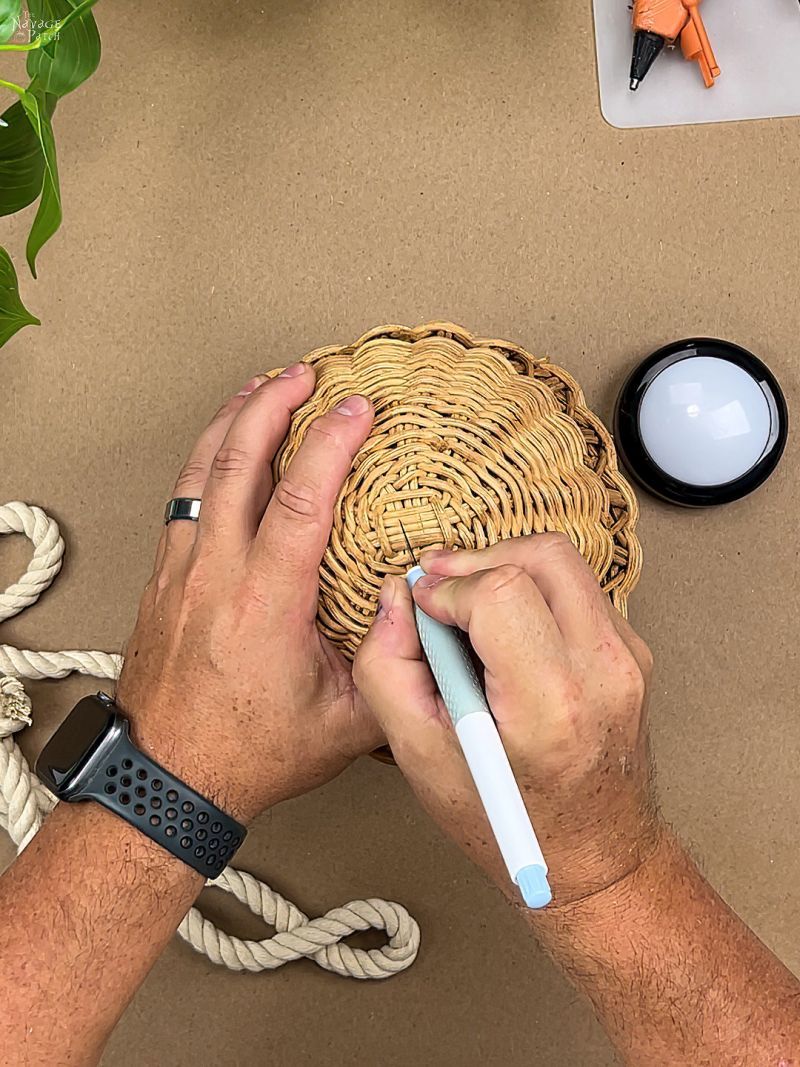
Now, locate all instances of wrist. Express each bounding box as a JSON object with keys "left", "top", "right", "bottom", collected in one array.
[
  {"left": 525, "top": 783, "right": 663, "bottom": 907},
  {"left": 46, "top": 798, "right": 204, "bottom": 895},
  {"left": 115, "top": 688, "right": 258, "bottom": 824},
  {"left": 526, "top": 826, "right": 683, "bottom": 944}
]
